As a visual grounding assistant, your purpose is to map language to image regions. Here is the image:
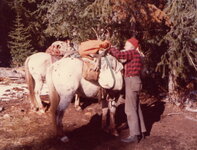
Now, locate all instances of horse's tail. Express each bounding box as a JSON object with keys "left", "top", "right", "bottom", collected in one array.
[
  {"left": 46, "top": 65, "right": 60, "bottom": 114},
  {"left": 24, "top": 56, "right": 36, "bottom": 105}
]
